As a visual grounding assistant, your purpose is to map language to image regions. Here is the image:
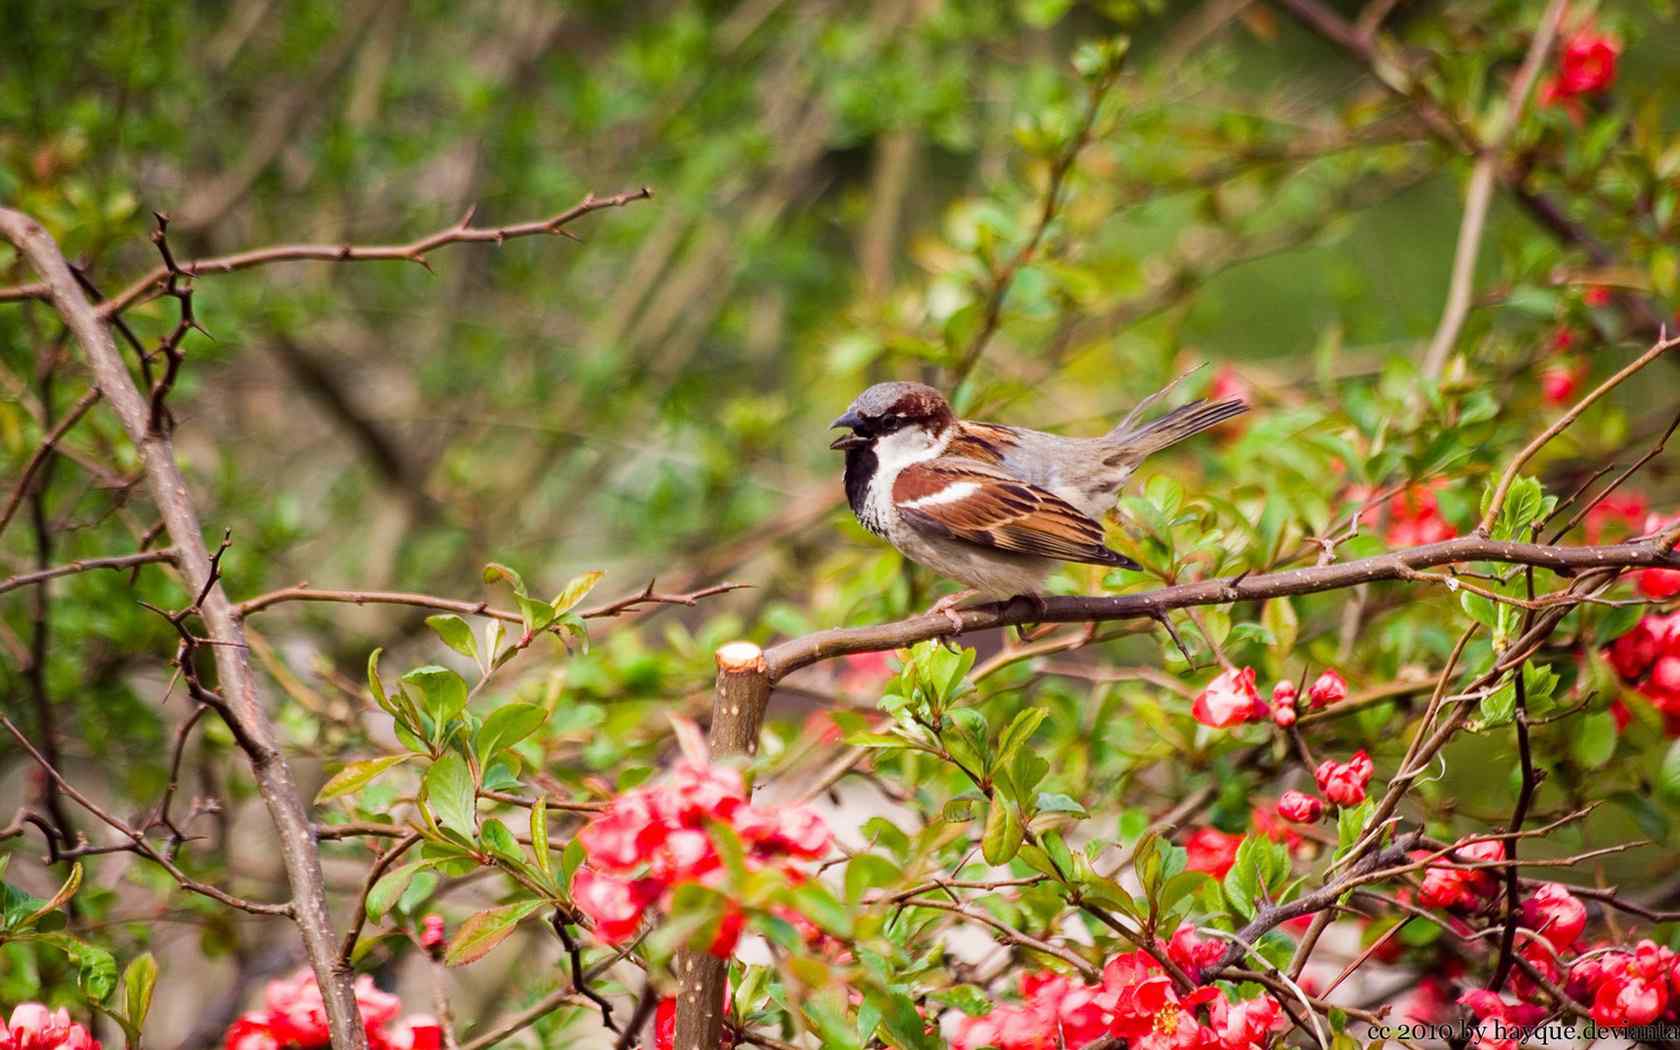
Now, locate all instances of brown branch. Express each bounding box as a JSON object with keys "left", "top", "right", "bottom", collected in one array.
[
  {"left": 0, "top": 716, "right": 292, "bottom": 917},
  {"left": 0, "top": 549, "right": 178, "bottom": 598},
  {"left": 760, "top": 535, "right": 1680, "bottom": 680},
  {"left": 234, "top": 580, "right": 745, "bottom": 624},
  {"left": 0, "top": 206, "right": 369, "bottom": 1050},
  {"left": 673, "top": 642, "right": 773, "bottom": 1050},
  {"left": 1420, "top": 0, "right": 1565, "bottom": 377},
  {"left": 0, "top": 189, "right": 653, "bottom": 316}
]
